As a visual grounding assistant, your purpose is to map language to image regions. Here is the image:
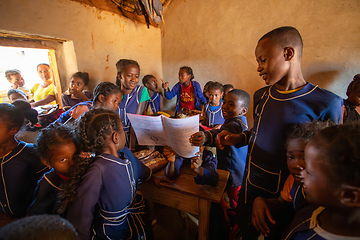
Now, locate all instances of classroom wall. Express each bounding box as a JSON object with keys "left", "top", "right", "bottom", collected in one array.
[
  {"left": 162, "top": 0, "right": 360, "bottom": 124},
  {"left": 0, "top": 0, "right": 162, "bottom": 92}
]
